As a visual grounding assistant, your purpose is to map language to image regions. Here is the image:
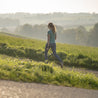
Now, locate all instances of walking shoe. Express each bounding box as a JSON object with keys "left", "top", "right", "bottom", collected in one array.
[{"left": 45, "top": 60, "right": 48, "bottom": 64}]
